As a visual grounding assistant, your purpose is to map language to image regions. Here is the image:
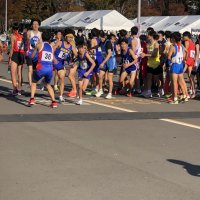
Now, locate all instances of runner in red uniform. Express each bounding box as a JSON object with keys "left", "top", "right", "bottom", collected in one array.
[
  {"left": 183, "top": 31, "right": 195, "bottom": 98},
  {"left": 9, "top": 23, "right": 24, "bottom": 95}
]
